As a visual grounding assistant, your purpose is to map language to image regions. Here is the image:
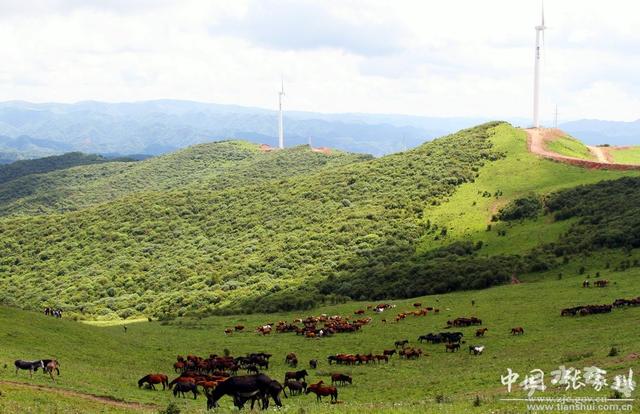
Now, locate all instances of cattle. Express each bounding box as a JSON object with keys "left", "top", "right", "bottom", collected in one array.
[
  {"left": 309, "top": 359, "right": 318, "bottom": 369},
  {"left": 475, "top": 328, "right": 488, "bottom": 337}
]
